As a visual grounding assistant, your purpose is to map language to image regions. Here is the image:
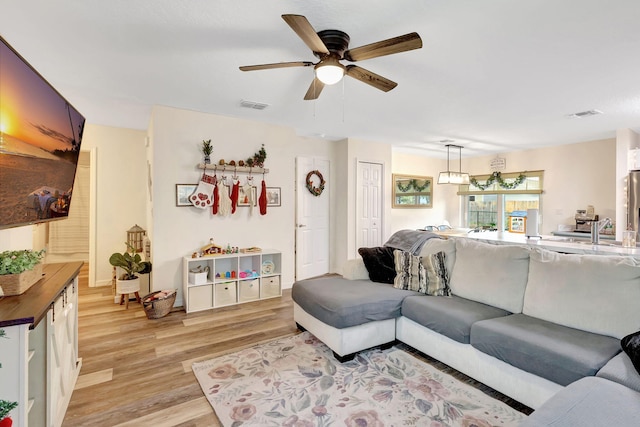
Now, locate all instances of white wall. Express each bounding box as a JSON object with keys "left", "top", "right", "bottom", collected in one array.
[
  {"left": 80, "top": 124, "right": 148, "bottom": 286},
  {"left": 148, "top": 106, "right": 336, "bottom": 306},
  {"left": 390, "top": 152, "right": 457, "bottom": 232},
  {"left": 462, "top": 138, "right": 616, "bottom": 234},
  {"left": 0, "top": 226, "right": 34, "bottom": 251}
]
